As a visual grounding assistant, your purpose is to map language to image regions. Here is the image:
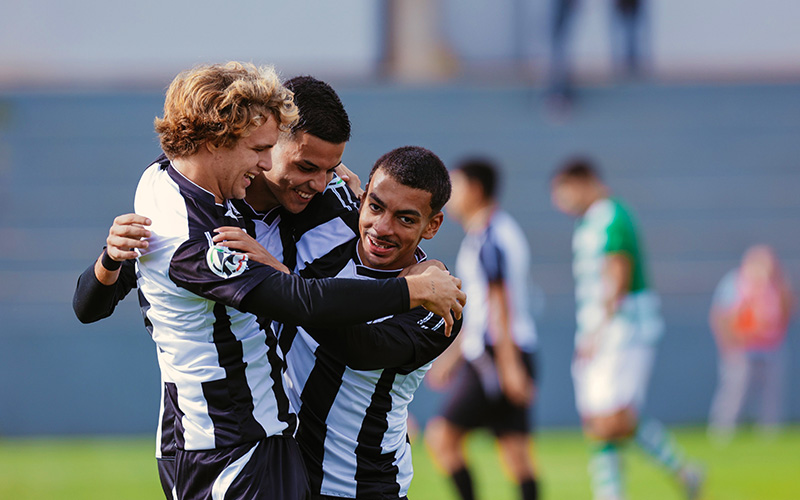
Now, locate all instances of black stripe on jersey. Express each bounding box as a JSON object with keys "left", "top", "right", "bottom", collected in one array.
[
  {"left": 165, "top": 382, "right": 186, "bottom": 450},
  {"left": 278, "top": 324, "right": 299, "bottom": 360},
  {"left": 279, "top": 215, "right": 298, "bottom": 270},
  {"left": 298, "top": 238, "right": 358, "bottom": 280},
  {"left": 296, "top": 349, "right": 347, "bottom": 494},
  {"left": 203, "top": 303, "right": 266, "bottom": 447},
  {"left": 161, "top": 382, "right": 179, "bottom": 458},
  {"left": 355, "top": 369, "right": 402, "bottom": 499},
  {"left": 153, "top": 152, "right": 169, "bottom": 170},
  {"left": 136, "top": 289, "right": 154, "bottom": 337},
  {"left": 233, "top": 201, "right": 260, "bottom": 240},
  {"left": 256, "top": 314, "right": 297, "bottom": 436}
]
